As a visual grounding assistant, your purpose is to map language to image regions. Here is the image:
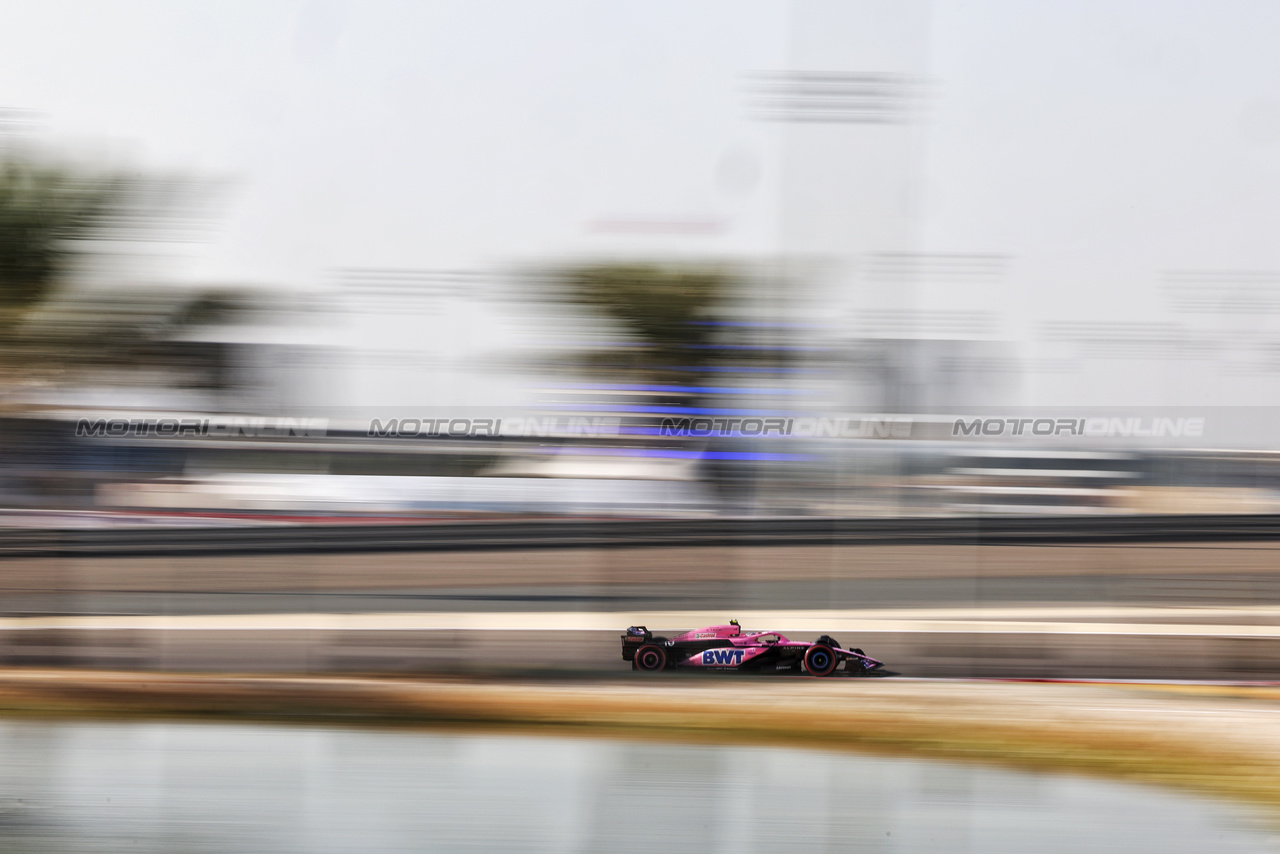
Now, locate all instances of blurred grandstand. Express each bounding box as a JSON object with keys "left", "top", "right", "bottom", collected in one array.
[{"left": 1, "top": 271, "right": 1278, "bottom": 524}]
